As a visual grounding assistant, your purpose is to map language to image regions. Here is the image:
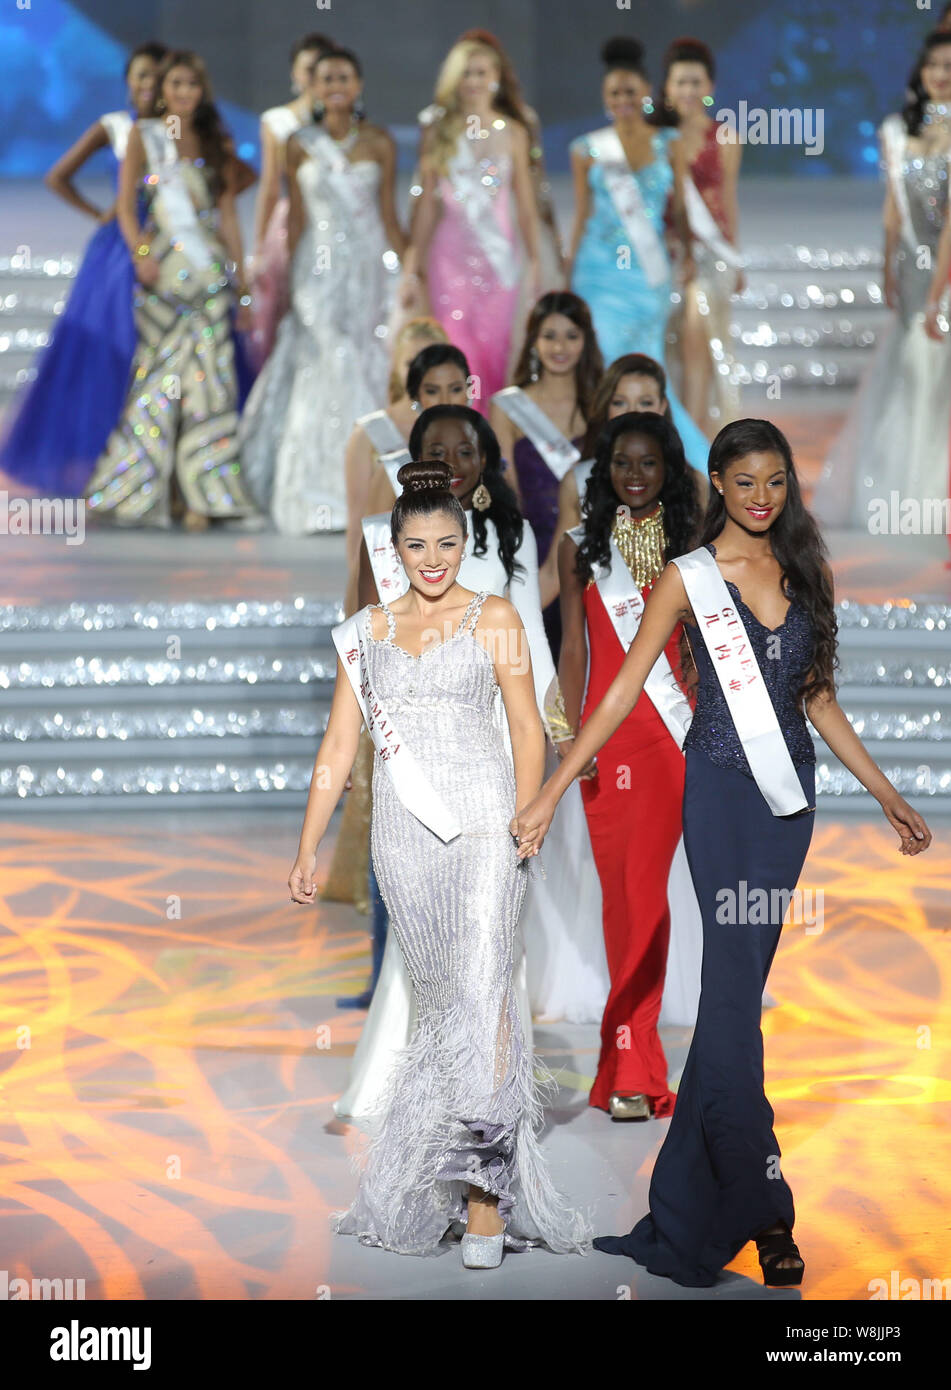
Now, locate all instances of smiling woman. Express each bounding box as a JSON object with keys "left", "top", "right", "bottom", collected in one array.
[
  {"left": 289, "top": 459, "right": 591, "bottom": 1265},
  {"left": 515, "top": 415, "right": 933, "bottom": 1289}
]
